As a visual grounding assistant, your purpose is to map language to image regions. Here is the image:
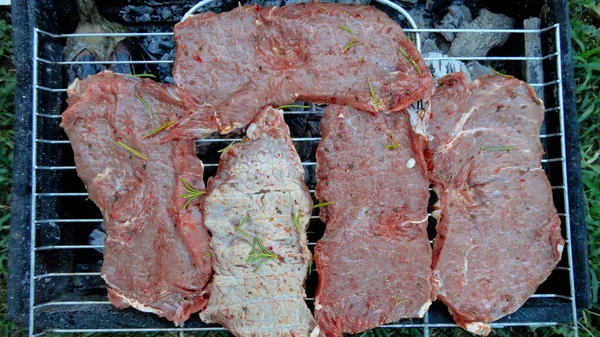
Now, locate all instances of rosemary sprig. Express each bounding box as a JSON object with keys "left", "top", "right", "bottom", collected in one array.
[
  {"left": 339, "top": 24, "right": 357, "bottom": 34},
  {"left": 293, "top": 212, "right": 303, "bottom": 231},
  {"left": 488, "top": 65, "right": 513, "bottom": 78},
  {"left": 384, "top": 134, "right": 400, "bottom": 150},
  {"left": 116, "top": 141, "right": 148, "bottom": 161},
  {"left": 481, "top": 146, "right": 518, "bottom": 151},
  {"left": 399, "top": 47, "right": 422, "bottom": 75},
  {"left": 343, "top": 36, "right": 361, "bottom": 53},
  {"left": 246, "top": 236, "right": 278, "bottom": 271},
  {"left": 180, "top": 177, "right": 205, "bottom": 210},
  {"left": 136, "top": 92, "right": 154, "bottom": 121},
  {"left": 308, "top": 259, "right": 313, "bottom": 276},
  {"left": 278, "top": 104, "right": 310, "bottom": 109},
  {"left": 204, "top": 252, "right": 212, "bottom": 257},
  {"left": 316, "top": 5, "right": 330, "bottom": 15},
  {"left": 235, "top": 215, "right": 250, "bottom": 238},
  {"left": 143, "top": 120, "right": 175, "bottom": 138},
  {"left": 366, "top": 75, "right": 381, "bottom": 109},
  {"left": 395, "top": 292, "right": 408, "bottom": 306},
  {"left": 313, "top": 201, "right": 333, "bottom": 208},
  {"left": 127, "top": 73, "right": 156, "bottom": 78},
  {"left": 218, "top": 141, "right": 236, "bottom": 153}
]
